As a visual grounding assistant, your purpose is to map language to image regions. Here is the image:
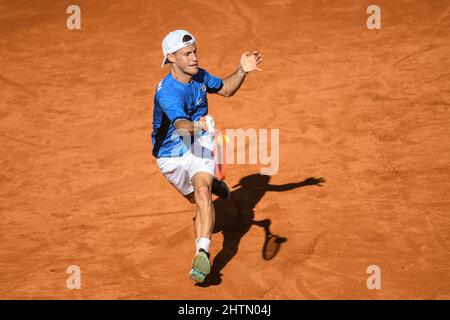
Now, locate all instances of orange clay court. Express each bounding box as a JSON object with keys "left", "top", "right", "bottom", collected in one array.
[{"left": 1, "top": 0, "right": 449, "bottom": 299}]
